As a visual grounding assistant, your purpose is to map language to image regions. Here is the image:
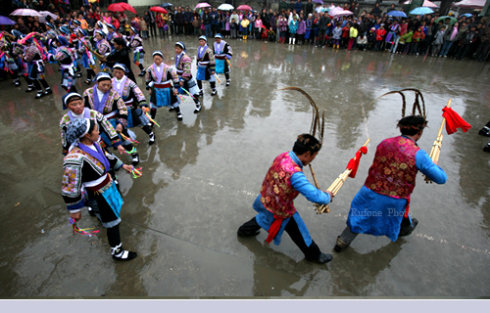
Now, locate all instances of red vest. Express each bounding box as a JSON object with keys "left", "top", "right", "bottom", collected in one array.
[
  {"left": 260, "top": 152, "right": 302, "bottom": 218},
  {"left": 364, "top": 136, "right": 420, "bottom": 199}
]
